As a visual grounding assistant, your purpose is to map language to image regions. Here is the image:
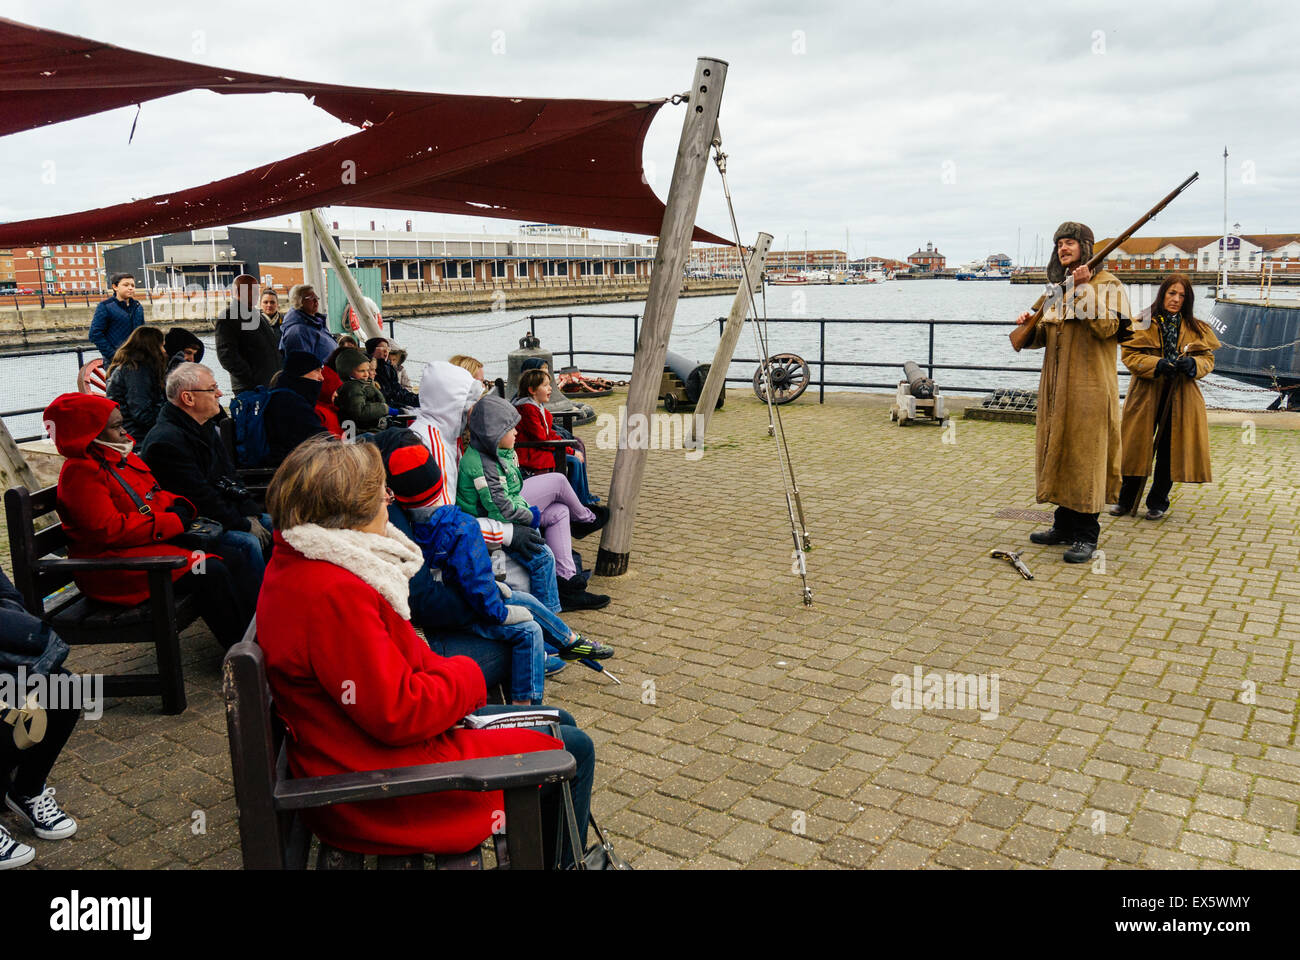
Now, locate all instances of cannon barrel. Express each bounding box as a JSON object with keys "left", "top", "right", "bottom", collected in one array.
[
  {"left": 664, "top": 350, "right": 711, "bottom": 402},
  {"left": 902, "top": 360, "right": 935, "bottom": 399}
]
